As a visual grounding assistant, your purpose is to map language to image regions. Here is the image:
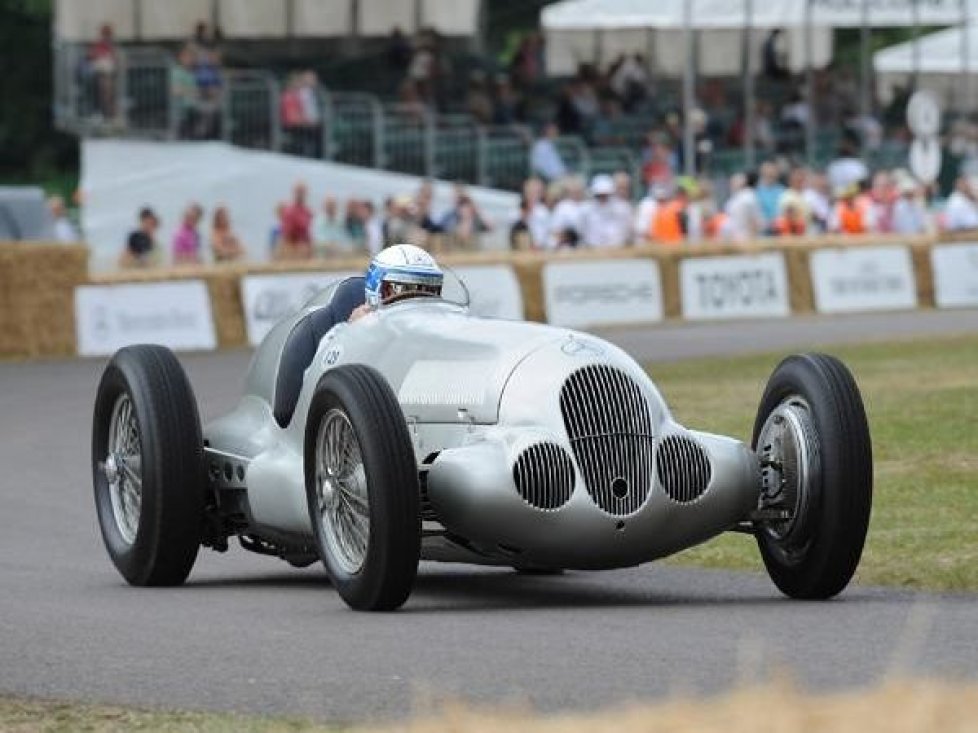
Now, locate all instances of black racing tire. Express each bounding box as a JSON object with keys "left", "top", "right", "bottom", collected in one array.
[
  {"left": 92, "top": 345, "right": 205, "bottom": 586},
  {"left": 304, "top": 365, "right": 420, "bottom": 611},
  {"left": 752, "top": 353, "right": 872, "bottom": 600}
]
